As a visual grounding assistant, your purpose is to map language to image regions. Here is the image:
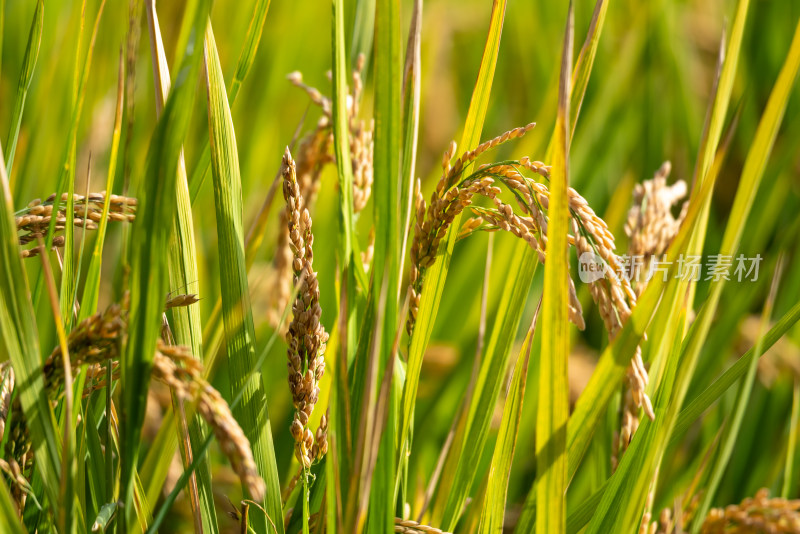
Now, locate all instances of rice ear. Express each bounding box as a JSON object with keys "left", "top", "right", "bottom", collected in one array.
[{"left": 281, "top": 148, "right": 329, "bottom": 469}]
